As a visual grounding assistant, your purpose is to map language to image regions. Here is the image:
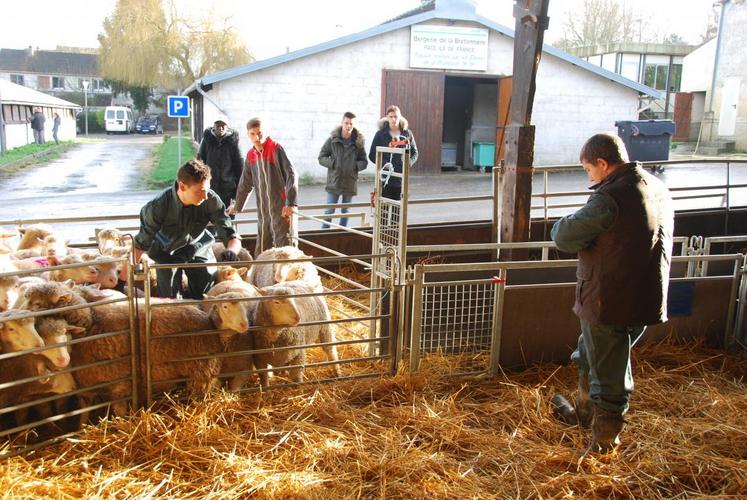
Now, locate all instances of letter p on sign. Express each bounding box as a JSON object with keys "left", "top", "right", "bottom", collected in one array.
[{"left": 168, "top": 96, "right": 190, "bottom": 118}]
